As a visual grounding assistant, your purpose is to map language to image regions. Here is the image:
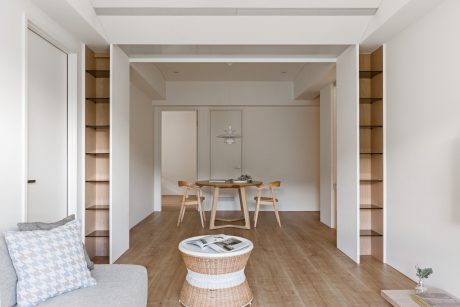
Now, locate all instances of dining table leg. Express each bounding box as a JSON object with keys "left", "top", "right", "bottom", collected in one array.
[
  {"left": 239, "top": 187, "right": 251, "bottom": 230},
  {"left": 209, "top": 186, "right": 220, "bottom": 230}
]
